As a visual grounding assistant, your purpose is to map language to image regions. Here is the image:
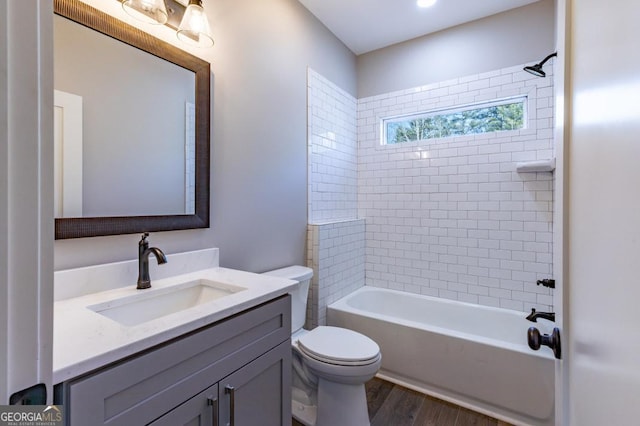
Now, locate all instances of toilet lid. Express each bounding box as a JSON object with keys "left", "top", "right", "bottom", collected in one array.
[{"left": 297, "top": 326, "right": 380, "bottom": 366}]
